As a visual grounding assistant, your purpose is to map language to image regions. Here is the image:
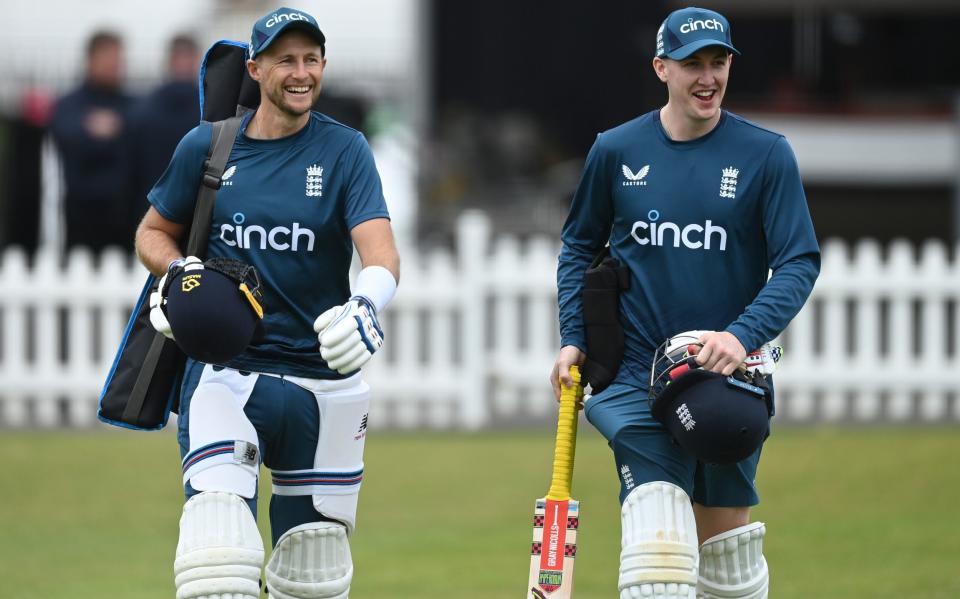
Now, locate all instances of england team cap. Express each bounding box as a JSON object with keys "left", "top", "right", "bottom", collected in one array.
[
  {"left": 656, "top": 7, "right": 739, "bottom": 60},
  {"left": 249, "top": 6, "right": 326, "bottom": 59}
]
